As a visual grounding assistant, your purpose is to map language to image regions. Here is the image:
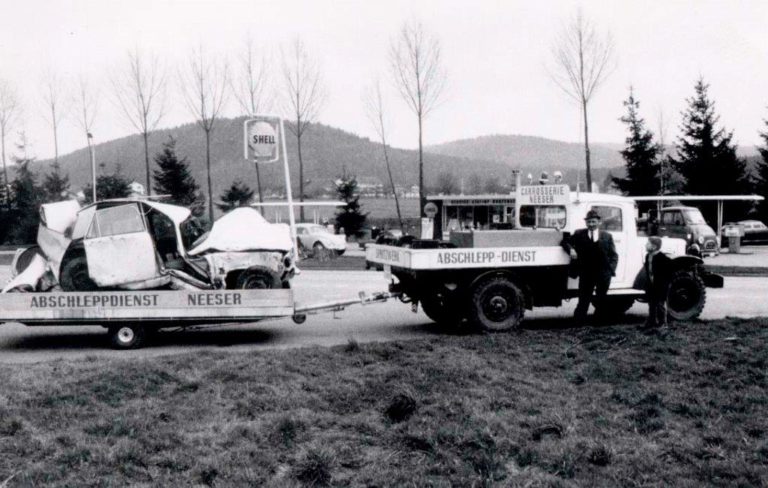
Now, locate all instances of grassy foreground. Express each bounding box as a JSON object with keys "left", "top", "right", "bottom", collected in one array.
[{"left": 0, "top": 319, "right": 766, "bottom": 487}]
